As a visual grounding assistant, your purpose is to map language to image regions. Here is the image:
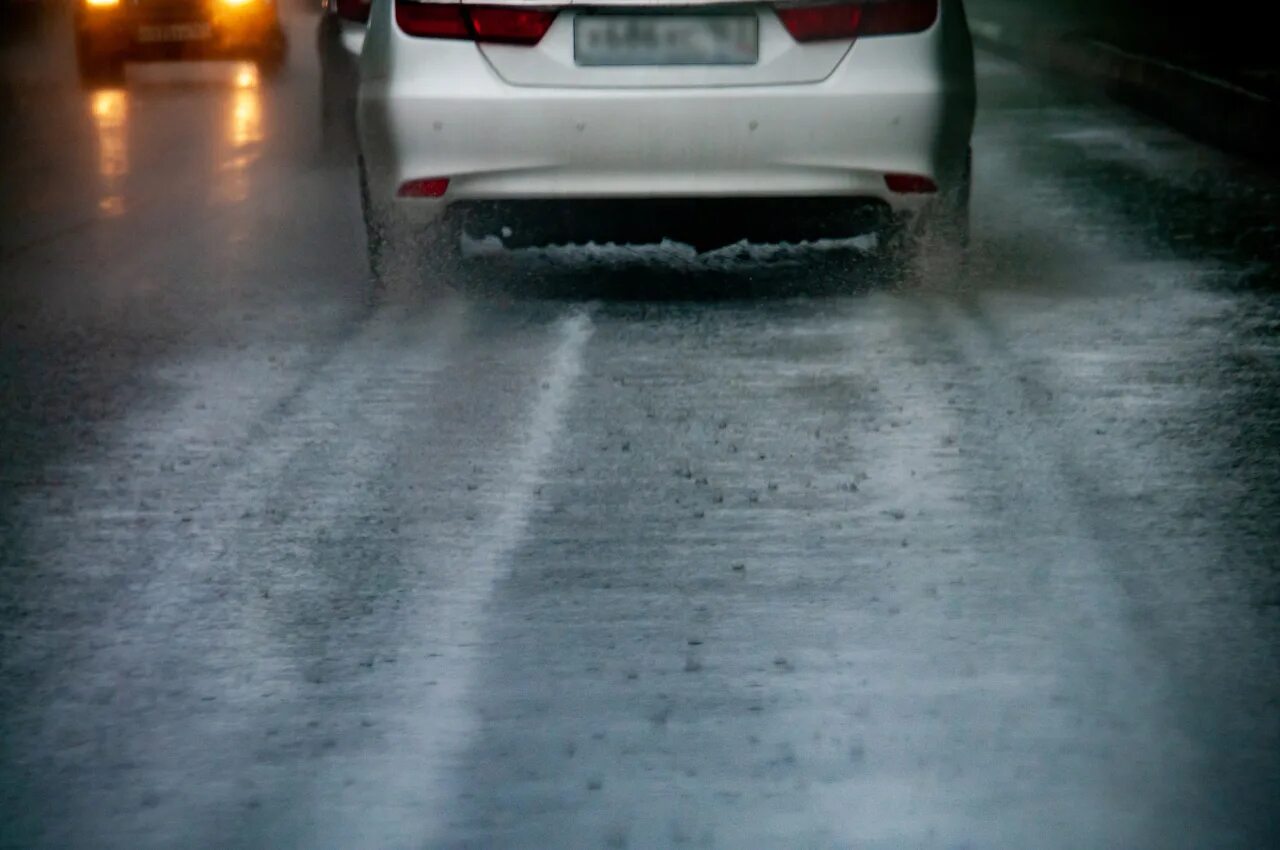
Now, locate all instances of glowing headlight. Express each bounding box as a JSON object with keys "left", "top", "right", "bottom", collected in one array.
[
  {"left": 84, "top": 0, "right": 121, "bottom": 8},
  {"left": 219, "top": 0, "right": 259, "bottom": 8}
]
